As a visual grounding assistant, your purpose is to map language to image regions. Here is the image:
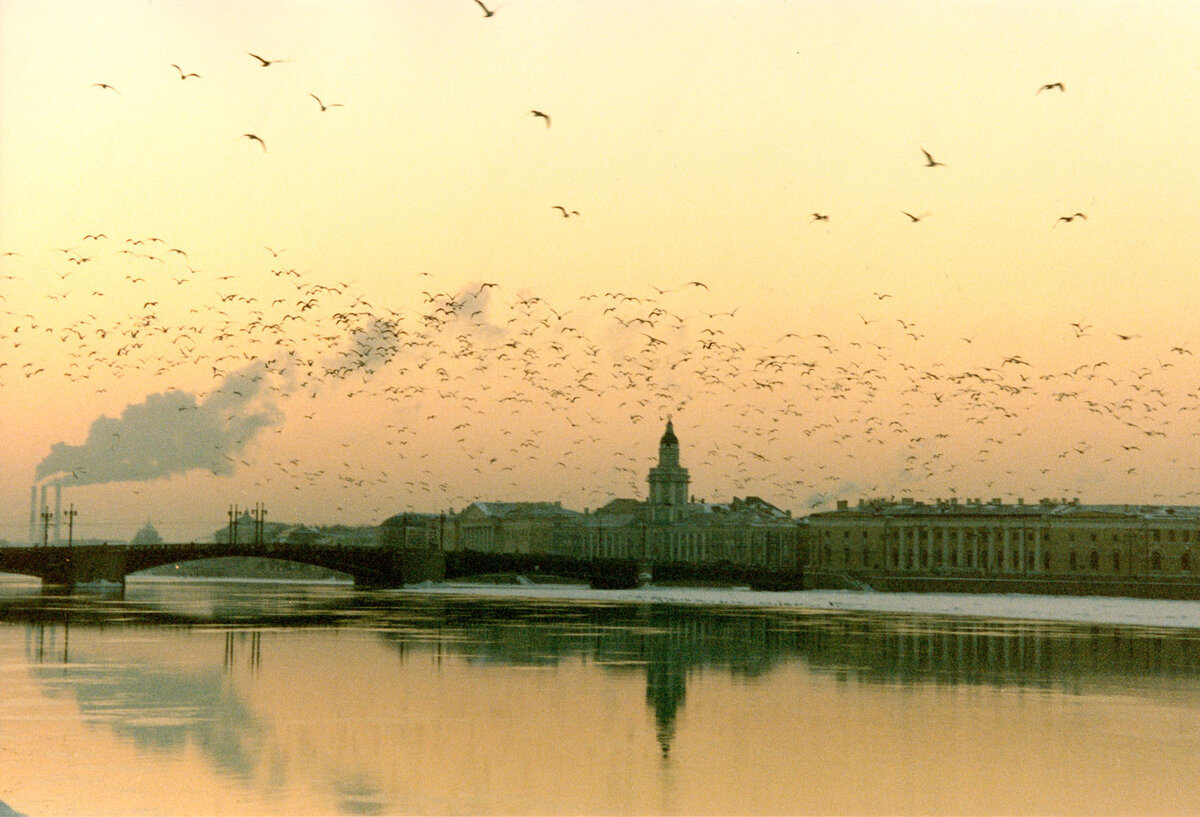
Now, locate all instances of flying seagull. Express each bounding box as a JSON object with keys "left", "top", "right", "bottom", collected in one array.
[
  {"left": 473, "top": 0, "right": 496, "bottom": 16},
  {"left": 530, "top": 110, "right": 551, "bottom": 127},
  {"left": 921, "top": 148, "right": 945, "bottom": 167},
  {"left": 810, "top": 213, "right": 829, "bottom": 222},
  {"left": 309, "top": 93, "right": 343, "bottom": 111},
  {"left": 247, "top": 52, "right": 287, "bottom": 67},
  {"left": 551, "top": 206, "right": 579, "bottom": 217},
  {"left": 91, "top": 83, "right": 120, "bottom": 95},
  {"left": 170, "top": 64, "right": 201, "bottom": 79},
  {"left": 242, "top": 133, "right": 267, "bottom": 152},
  {"left": 1037, "top": 82, "right": 1065, "bottom": 94},
  {"left": 901, "top": 211, "right": 923, "bottom": 222},
  {"left": 1054, "top": 212, "right": 1087, "bottom": 226}
]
